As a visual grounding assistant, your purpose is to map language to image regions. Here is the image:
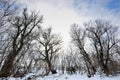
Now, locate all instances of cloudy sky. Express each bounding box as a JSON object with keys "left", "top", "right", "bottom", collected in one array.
[{"left": 18, "top": 0, "right": 120, "bottom": 49}]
